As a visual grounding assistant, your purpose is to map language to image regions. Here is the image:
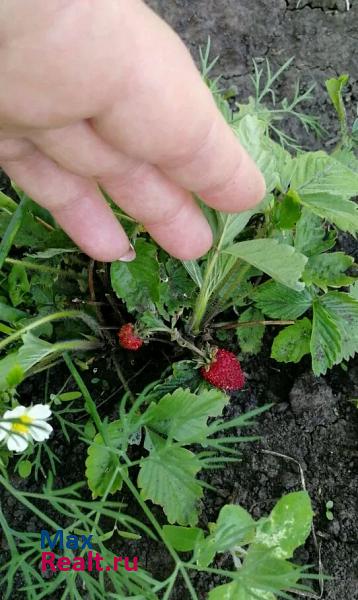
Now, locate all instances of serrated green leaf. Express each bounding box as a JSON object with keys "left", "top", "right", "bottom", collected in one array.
[
  {"left": 0, "top": 353, "right": 21, "bottom": 390},
  {"left": 320, "top": 291, "right": 358, "bottom": 363},
  {"left": 294, "top": 208, "right": 336, "bottom": 256},
  {"left": 0, "top": 210, "right": 72, "bottom": 249},
  {"left": 274, "top": 191, "right": 301, "bottom": 230},
  {"left": 17, "top": 333, "right": 54, "bottom": 371},
  {"left": 252, "top": 281, "right": 312, "bottom": 319},
  {"left": 195, "top": 504, "right": 256, "bottom": 569},
  {"left": 300, "top": 193, "right": 358, "bottom": 235},
  {"left": 332, "top": 147, "right": 358, "bottom": 172},
  {"left": 153, "top": 360, "right": 201, "bottom": 395},
  {"left": 290, "top": 151, "right": 358, "bottom": 199},
  {"left": 271, "top": 318, "right": 312, "bottom": 364},
  {"left": 162, "top": 525, "right": 204, "bottom": 552},
  {"left": 8, "top": 264, "right": 30, "bottom": 307},
  {"left": 138, "top": 435, "right": 203, "bottom": 525},
  {"left": 139, "top": 311, "right": 166, "bottom": 331},
  {"left": 0, "top": 301, "right": 27, "bottom": 324},
  {"left": 224, "top": 239, "right": 307, "bottom": 291},
  {"left": 85, "top": 420, "right": 126, "bottom": 498},
  {"left": 209, "top": 582, "right": 275, "bottom": 600},
  {"left": 215, "top": 504, "right": 256, "bottom": 552},
  {"left": 236, "top": 308, "right": 265, "bottom": 354},
  {"left": 3, "top": 363, "right": 24, "bottom": 389},
  {"left": 182, "top": 260, "right": 203, "bottom": 289},
  {"left": 240, "top": 547, "right": 303, "bottom": 592},
  {"left": 158, "top": 258, "right": 196, "bottom": 316},
  {"left": 234, "top": 115, "right": 279, "bottom": 191},
  {"left": 110, "top": 239, "right": 159, "bottom": 312},
  {"left": 255, "top": 491, "right": 313, "bottom": 559},
  {"left": 0, "top": 190, "right": 17, "bottom": 212},
  {"left": 349, "top": 281, "right": 358, "bottom": 300},
  {"left": 143, "top": 388, "right": 228, "bottom": 444},
  {"left": 310, "top": 300, "right": 342, "bottom": 375},
  {"left": 26, "top": 247, "right": 76, "bottom": 259},
  {"left": 303, "top": 252, "right": 354, "bottom": 291}
]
